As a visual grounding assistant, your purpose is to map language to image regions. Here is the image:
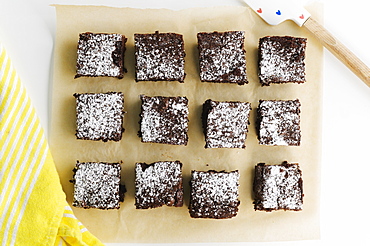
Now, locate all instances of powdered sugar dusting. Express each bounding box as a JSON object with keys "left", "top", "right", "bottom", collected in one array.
[
  {"left": 258, "top": 36, "right": 306, "bottom": 85},
  {"left": 135, "top": 161, "right": 183, "bottom": 209},
  {"left": 75, "top": 92, "right": 124, "bottom": 142},
  {"left": 254, "top": 163, "right": 303, "bottom": 211},
  {"left": 198, "top": 31, "right": 247, "bottom": 85},
  {"left": 258, "top": 99, "right": 301, "bottom": 146},
  {"left": 139, "top": 95, "right": 189, "bottom": 145},
  {"left": 135, "top": 32, "right": 185, "bottom": 82},
  {"left": 205, "top": 100, "right": 251, "bottom": 148},
  {"left": 76, "top": 33, "right": 124, "bottom": 78},
  {"left": 189, "top": 170, "right": 240, "bottom": 219},
  {"left": 72, "top": 162, "right": 121, "bottom": 209}
]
